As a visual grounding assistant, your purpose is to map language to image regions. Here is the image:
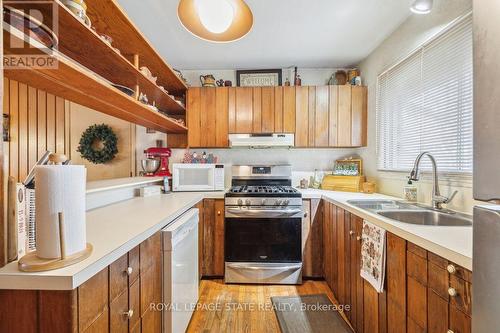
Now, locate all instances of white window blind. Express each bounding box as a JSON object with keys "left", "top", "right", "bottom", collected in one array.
[{"left": 377, "top": 14, "right": 473, "bottom": 173}]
